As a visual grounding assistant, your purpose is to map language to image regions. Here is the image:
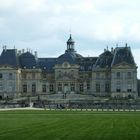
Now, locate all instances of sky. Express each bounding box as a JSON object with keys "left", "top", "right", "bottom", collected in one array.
[{"left": 0, "top": 0, "right": 140, "bottom": 77}]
